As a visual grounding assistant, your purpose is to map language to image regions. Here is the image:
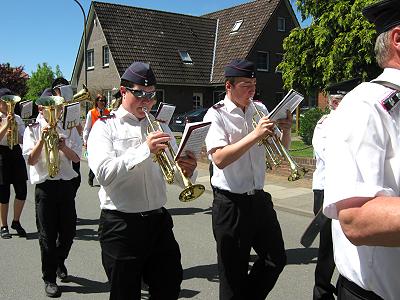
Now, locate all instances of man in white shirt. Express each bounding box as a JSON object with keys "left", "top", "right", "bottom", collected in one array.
[
  {"left": 204, "top": 59, "right": 291, "bottom": 300},
  {"left": 87, "top": 61, "right": 198, "bottom": 300},
  {"left": 323, "top": 1, "right": 400, "bottom": 299},
  {"left": 23, "top": 94, "right": 82, "bottom": 298}
]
